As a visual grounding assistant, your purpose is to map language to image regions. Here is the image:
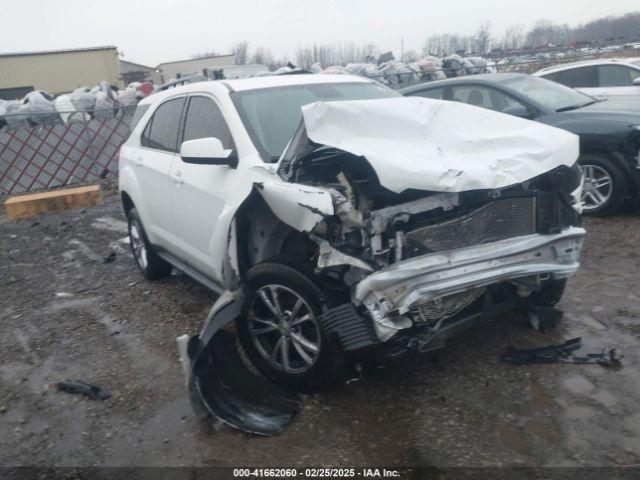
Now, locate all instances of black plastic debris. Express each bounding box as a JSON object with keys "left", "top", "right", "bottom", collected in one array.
[
  {"left": 53, "top": 380, "right": 111, "bottom": 400},
  {"left": 528, "top": 306, "right": 563, "bottom": 333},
  {"left": 179, "top": 289, "right": 301, "bottom": 436},
  {"left": 501, "top": 337, "right": 622, "bottom": 366},
  {"left": 103, "top": 252, "right": 116, "bottom": 264}
]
